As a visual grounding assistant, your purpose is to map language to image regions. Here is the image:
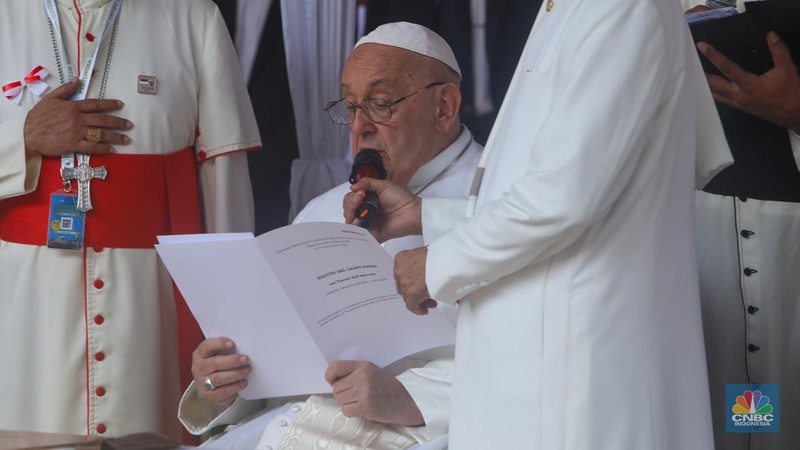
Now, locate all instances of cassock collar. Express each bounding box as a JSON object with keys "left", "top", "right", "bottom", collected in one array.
[{"left": 406, "top": 126, "right": 472, "bottom": 194}]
